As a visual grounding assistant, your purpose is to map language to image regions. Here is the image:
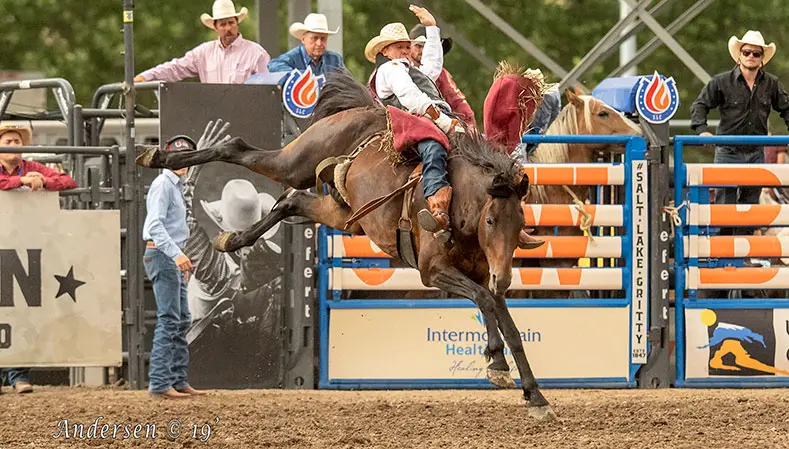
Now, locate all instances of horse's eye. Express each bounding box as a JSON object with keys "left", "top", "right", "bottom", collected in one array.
[
  {"left": 598, "top": 111, "right": 609, "bottom": 118},
  {"left": 486, "top": 217, "right": 494, "bottom": 225}
]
